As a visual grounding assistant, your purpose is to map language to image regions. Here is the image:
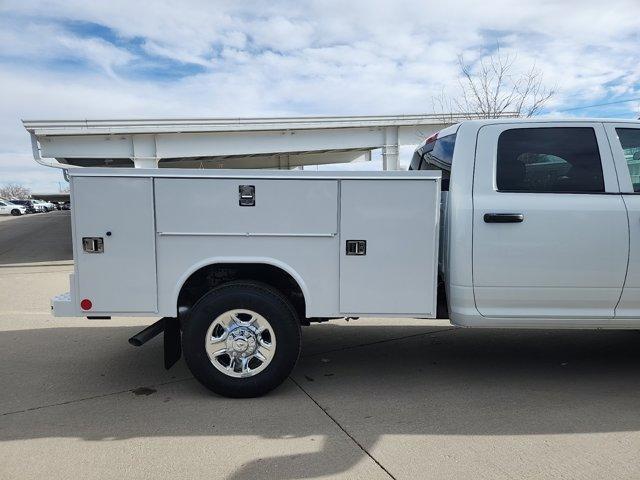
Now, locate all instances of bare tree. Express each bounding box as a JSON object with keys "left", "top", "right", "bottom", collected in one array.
[
  {"left": 433, "top": 48, "right": 555, "bottom": 120},
  {"left": 0, "top": 183, "right": 31, "bottom": 199}
]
